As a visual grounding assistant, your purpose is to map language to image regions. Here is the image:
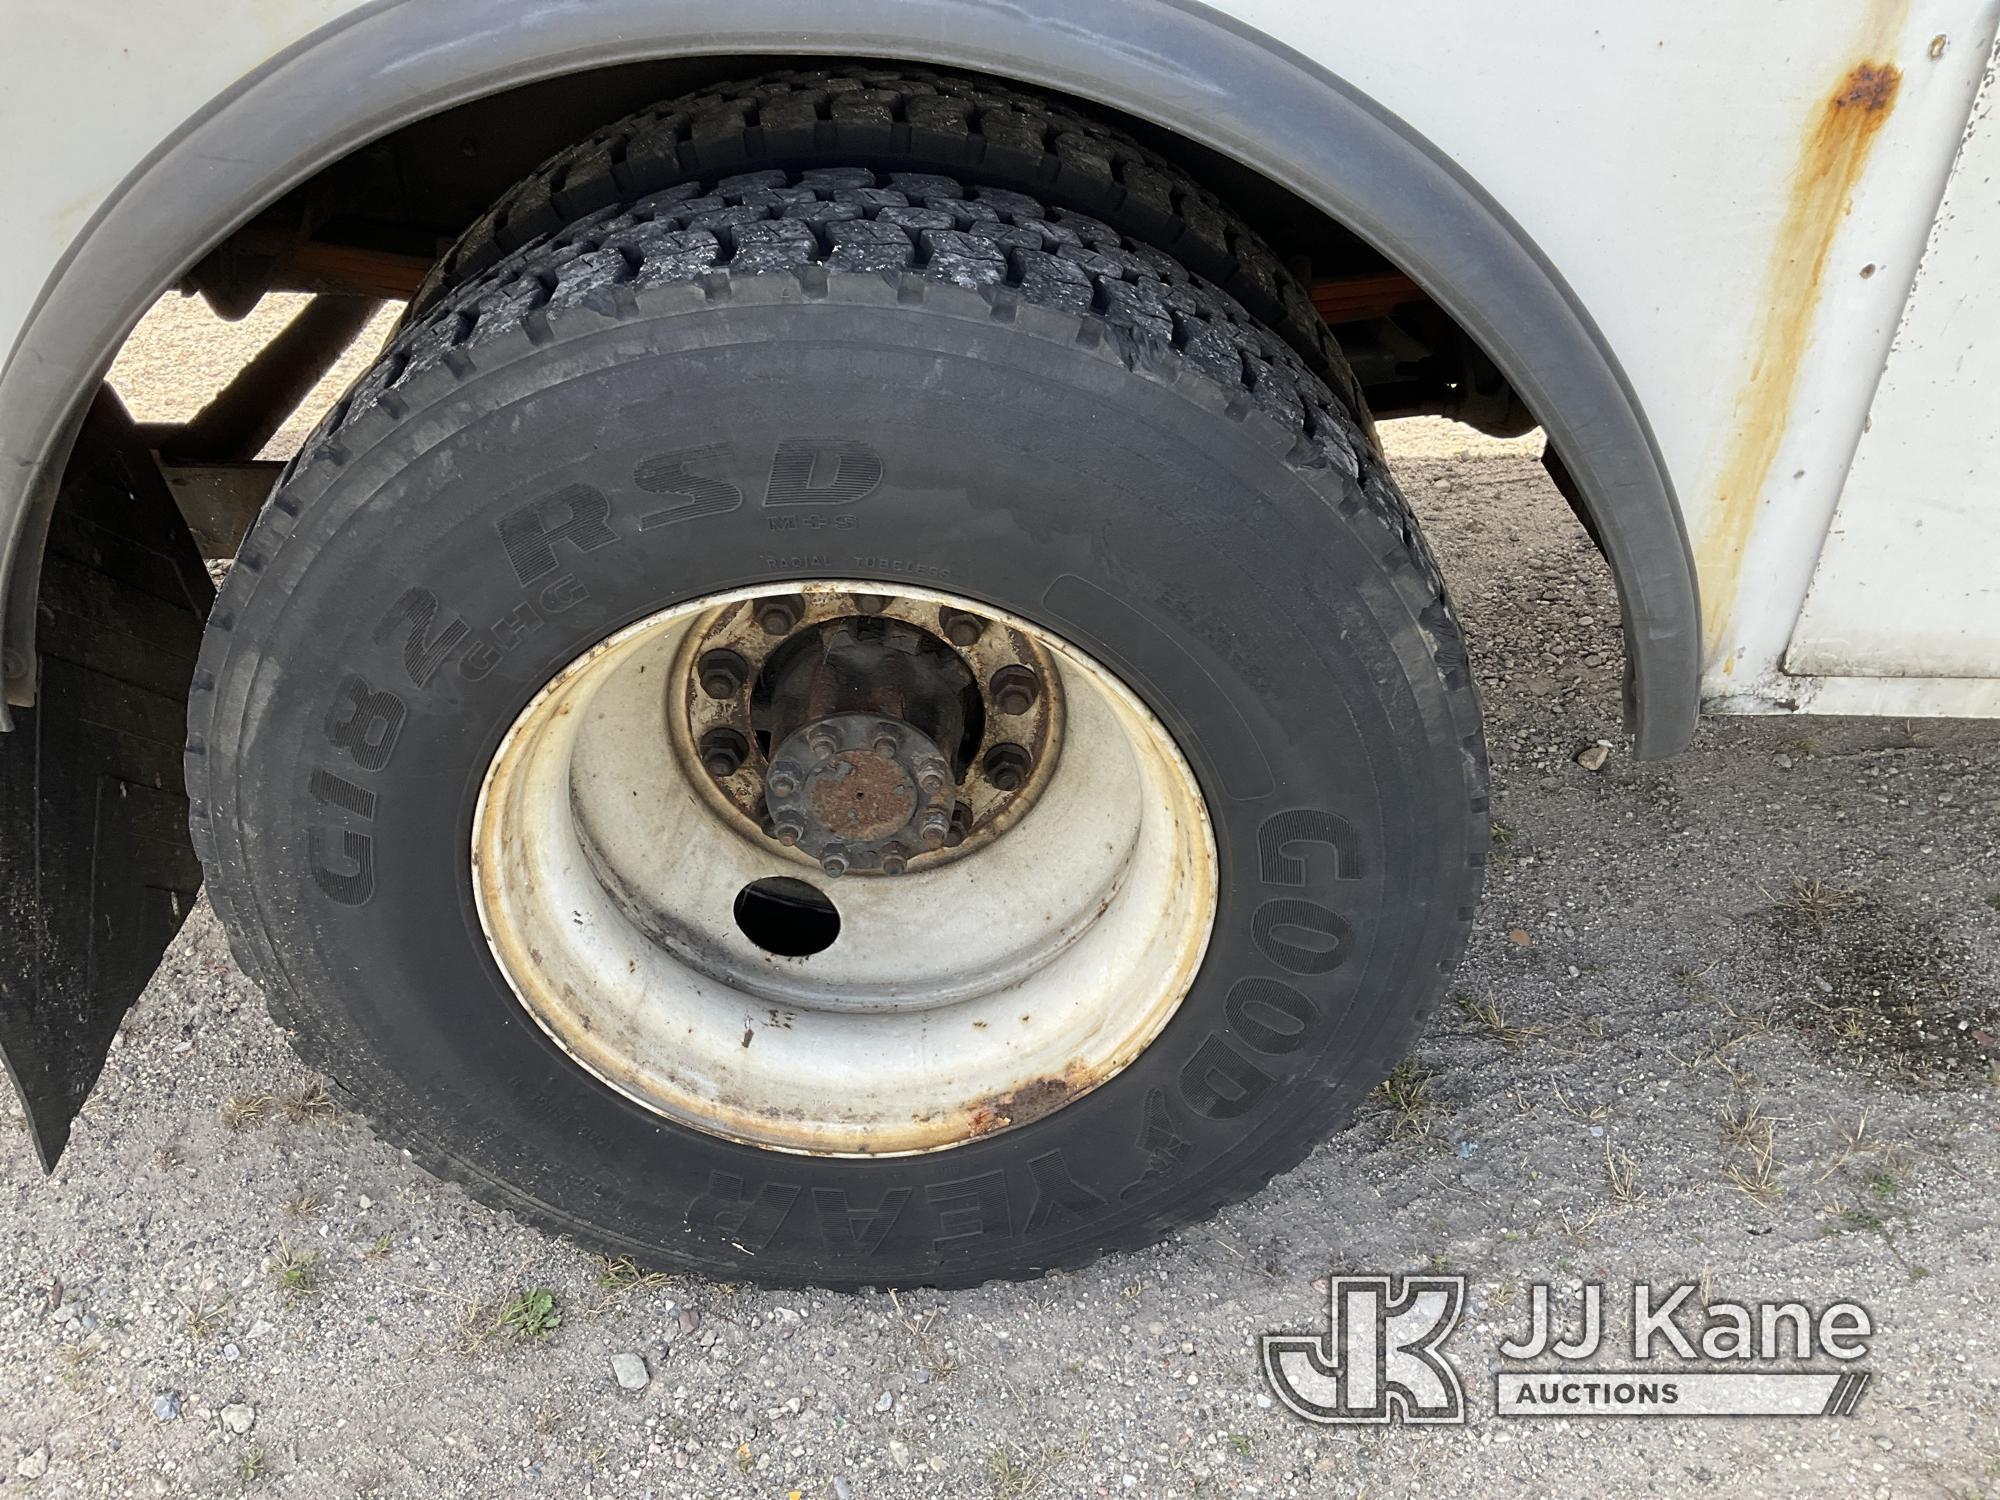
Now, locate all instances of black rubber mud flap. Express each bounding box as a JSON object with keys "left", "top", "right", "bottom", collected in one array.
[{"left": 0, "top": 387, "right": 213, "bottom": 1167}]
